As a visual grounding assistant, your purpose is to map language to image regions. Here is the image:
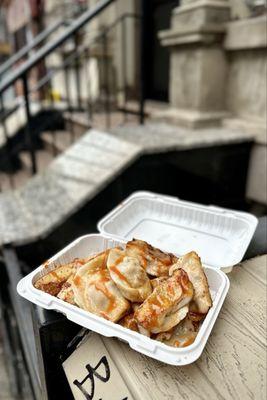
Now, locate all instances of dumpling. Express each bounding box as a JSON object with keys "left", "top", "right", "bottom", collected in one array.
[
  {"left": 34, "top": 258, "right": 89, "bottom": 296},
  {"left": 169, "top": 251, "right": 212, "bottom": 314},
  {"left": 188, "top": 301, "right": 207, "bottom": 322},
  {"left": 83, "top": 269, "right": 130, "bottom": 322},
  {"left": 119, "top": 309, "right": 150, "bottom": 337},
  {"left": 134, "top": 269, "right": 193, "bottom": 333},
  {"left": 57, "top": 276, "right": 75, "bottom": 305},
  {"left": 72, "top": 251, "right": 110, "bottom": 309},
  {"left": 150, "top": 276, "right": 167, "bottom": 290},
  {"left": 72, "top": 251, "right": 129, "bottom": 321},
  {"left": 107, "top": 248, "right": 152, "bottom": 302},
  {"left": 119, "top": 313, "right": 139, "bottom": 332},
  {"left": 155, "top": 316, "right": 200, "bottom": 348},
  {"left": 126, "top": 239, "right": 178, "bottom": 277}
]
